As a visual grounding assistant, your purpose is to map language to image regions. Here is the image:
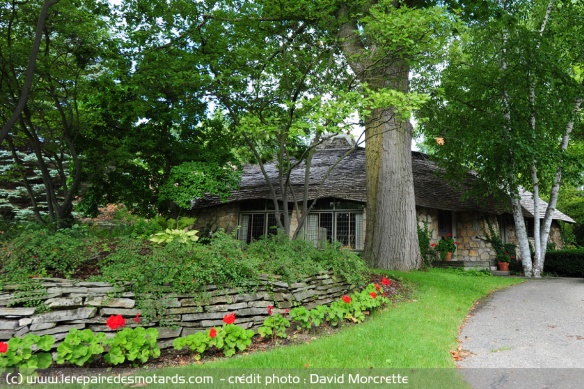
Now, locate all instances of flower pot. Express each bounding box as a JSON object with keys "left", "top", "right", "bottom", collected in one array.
[
  {"left": 446, "top": 252, "right": 453, "bottom": 261},
  {"left": 497, "top": 262, "right": 509, "bottom": 271}
]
